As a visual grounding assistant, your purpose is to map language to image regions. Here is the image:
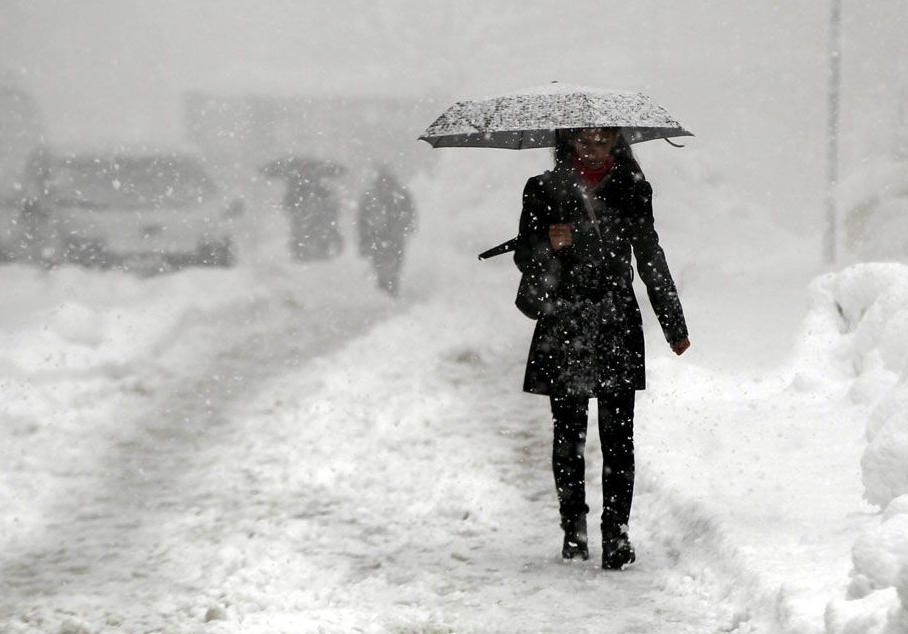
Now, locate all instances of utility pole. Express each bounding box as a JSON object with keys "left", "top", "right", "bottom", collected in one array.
[
  {"left": 896, "top": 93, "right": 908, "bottom": 162},
  {"left": 825, "top": 0, "right": 842, "bottom": 265}
]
